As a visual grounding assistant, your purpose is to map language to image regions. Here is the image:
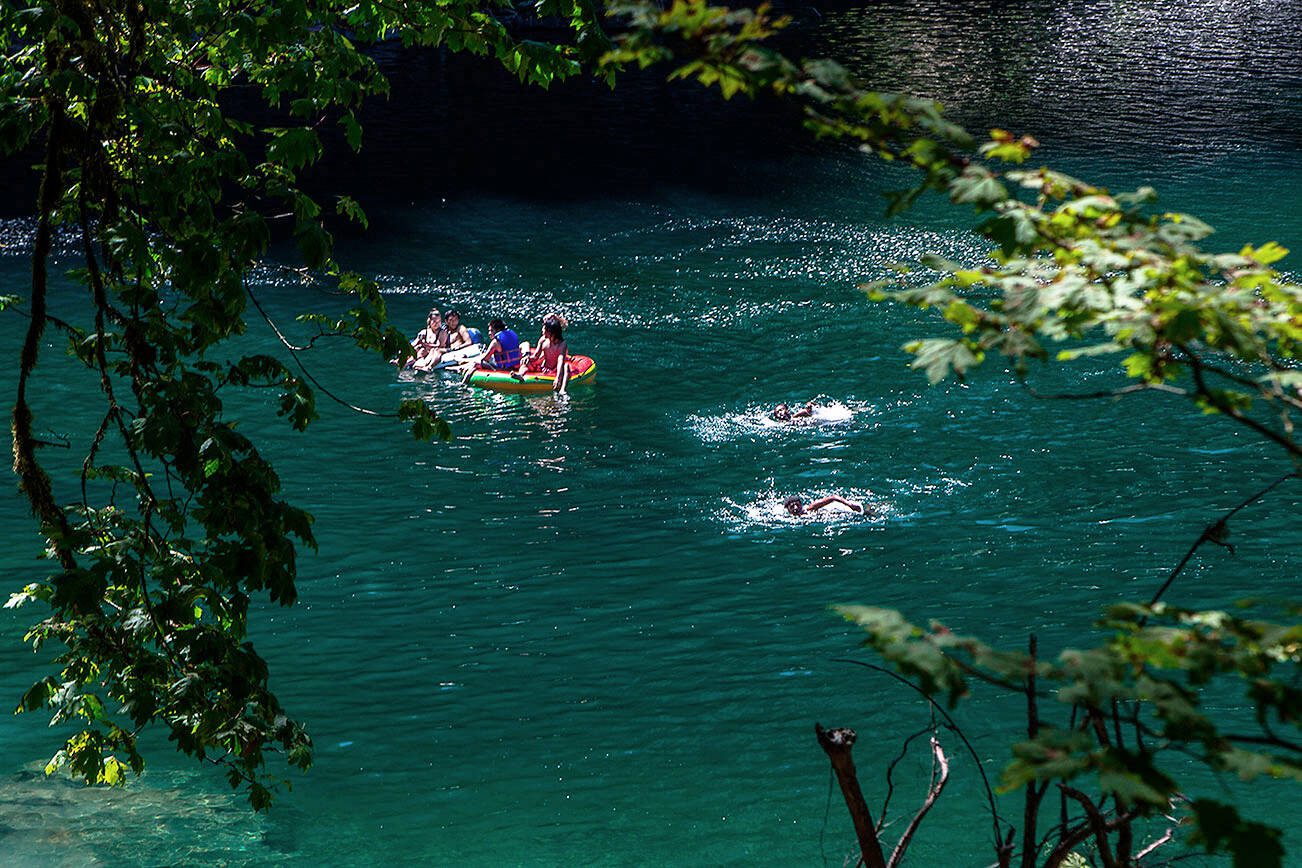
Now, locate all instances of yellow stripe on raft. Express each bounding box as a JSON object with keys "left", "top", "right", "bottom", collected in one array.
[{"left": 467, "top": 357, "right": 597, "bottom": 393}]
